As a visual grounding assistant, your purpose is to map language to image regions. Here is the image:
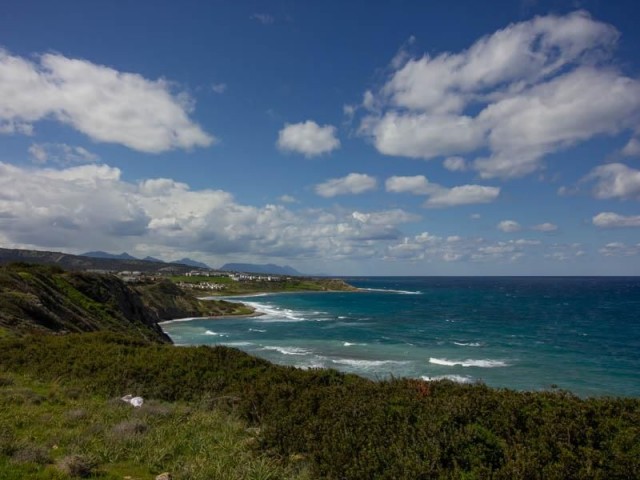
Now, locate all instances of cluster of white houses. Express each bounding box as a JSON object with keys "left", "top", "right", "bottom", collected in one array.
[{"left": 177, "top": 281, "right": 225, "bottom": 291}]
